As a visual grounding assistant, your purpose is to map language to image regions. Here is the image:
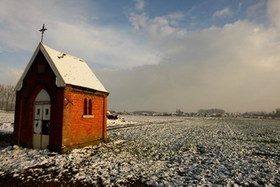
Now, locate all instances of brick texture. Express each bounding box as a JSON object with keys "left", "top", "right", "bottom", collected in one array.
[{"left": 62, "top": 87, "right": 107, "bottom": 149}]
